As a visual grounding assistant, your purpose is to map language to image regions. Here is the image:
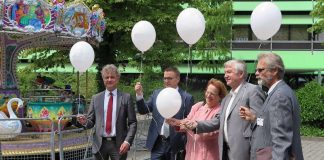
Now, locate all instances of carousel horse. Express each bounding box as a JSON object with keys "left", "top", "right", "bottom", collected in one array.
[{"left": 0, "top": 98, "right": 24, "bottom": 139}]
